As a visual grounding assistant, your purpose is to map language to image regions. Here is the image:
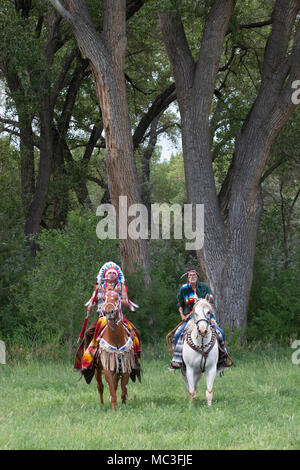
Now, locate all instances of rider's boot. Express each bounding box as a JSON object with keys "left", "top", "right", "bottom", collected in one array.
[
  {"left": 169, "top": 361, "right": 181, "bottom": 370},
  {"left": 215, "top": 329, "right": 233, "bottom": 367},
  {"left": 130, "top": 354, "right": 142, "bottom": 383}
]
